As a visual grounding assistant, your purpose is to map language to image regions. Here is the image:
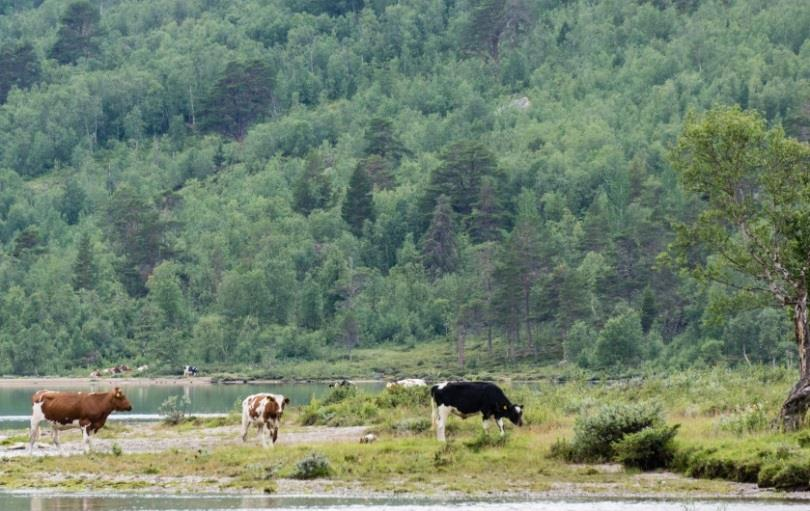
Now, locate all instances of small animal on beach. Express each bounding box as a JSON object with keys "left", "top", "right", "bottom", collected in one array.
[
  {"left": 430, "top": 381, "right": 523, "bottom": 442},
  {"left": 385, "top": 378, "right": 427, "bottom": 389},
  {"left": 241, "top": 393, "right": 290, "bottom": 448},
  {"left": 183, "top": 365, "right": 198, "bottom": 377},
  {"left": 29, "top": 387, "right": 133, "bottom": 454},
  {"left": 360, "top": 433, "right": 377, "bottom": 444}
]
